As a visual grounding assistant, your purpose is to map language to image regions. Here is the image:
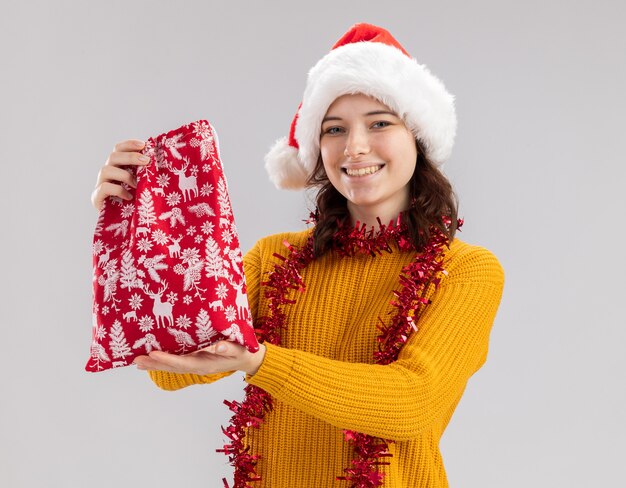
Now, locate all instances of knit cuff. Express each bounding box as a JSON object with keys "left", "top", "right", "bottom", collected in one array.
[
  {"left": 245, "top": 342, "right": 296, "bottom": 395},
  {"left": 148, "top": 370, "right": 234, "bottom": 391}
]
